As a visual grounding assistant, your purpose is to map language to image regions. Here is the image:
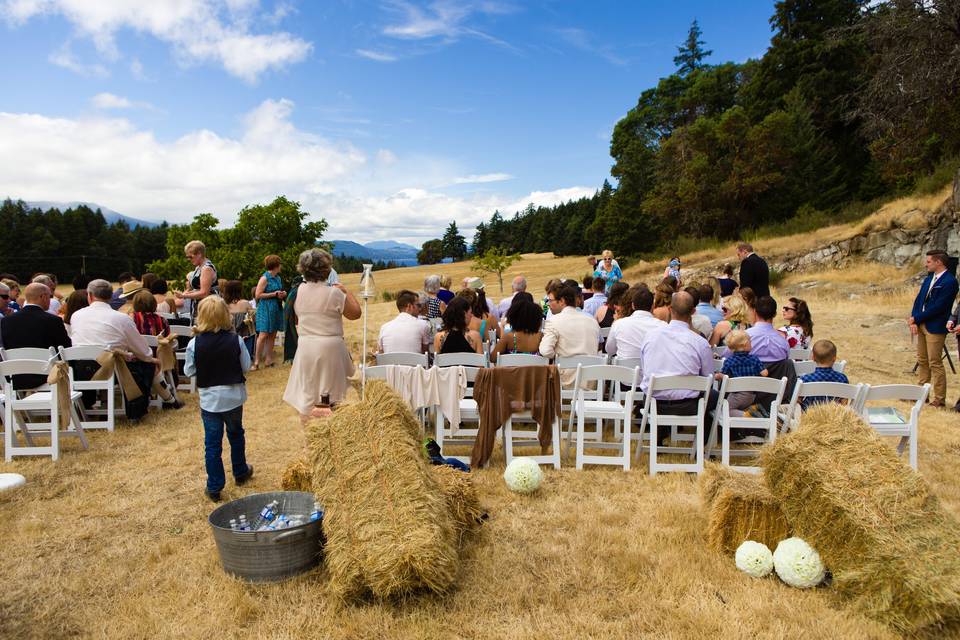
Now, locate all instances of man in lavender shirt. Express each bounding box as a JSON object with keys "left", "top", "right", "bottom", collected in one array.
[
  {"left": 639, "top": 292, "right": 718, "bottom": 426},
  {"left": 723, "top": 296, "right": 789, "bottom": 364}
]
